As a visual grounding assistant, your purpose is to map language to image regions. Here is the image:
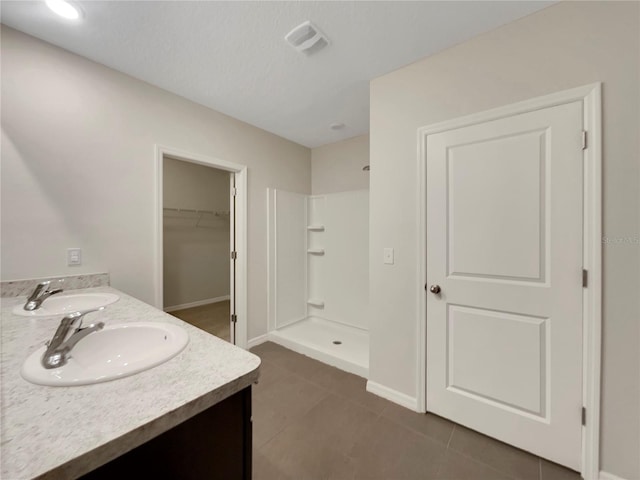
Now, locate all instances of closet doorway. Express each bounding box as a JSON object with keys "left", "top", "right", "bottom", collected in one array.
[{"left": 155, "top": 146, "right": 247, "bottom": 348}]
